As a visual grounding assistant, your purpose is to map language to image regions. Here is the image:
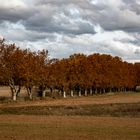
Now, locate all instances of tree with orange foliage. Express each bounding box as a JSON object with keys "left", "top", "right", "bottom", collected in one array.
[
  {"left": 35, "top": 50, "right": 49, "bottom": 97},
  {"left": 0, "top": 39, "right": 25, "bottom": 100},
  {"left": 134, "top": 63, "right": 140, "bottom": 86},
  {"left": 20, "top": 49, "right": 49, "bottom": 99}
]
